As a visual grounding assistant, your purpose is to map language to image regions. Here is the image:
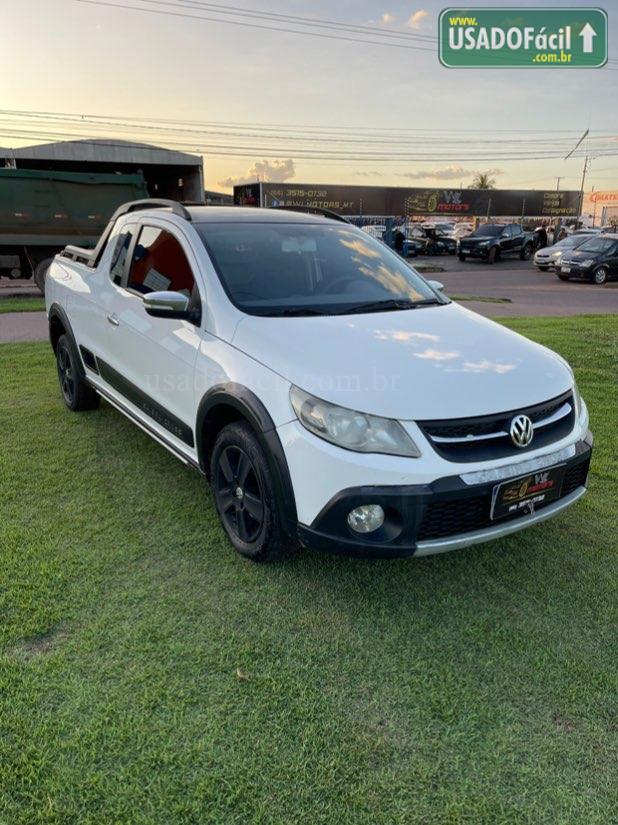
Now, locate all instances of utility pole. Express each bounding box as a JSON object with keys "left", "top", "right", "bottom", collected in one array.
[
  {"left": 564, "top": 129, "right": 590, "bottom": 228},
  {"left": 578, "top": 156, "right": 590, "bottom": 227}
]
